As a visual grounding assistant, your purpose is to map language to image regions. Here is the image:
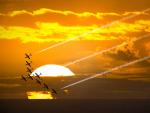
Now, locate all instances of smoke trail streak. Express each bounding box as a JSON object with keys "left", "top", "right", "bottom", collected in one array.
[
  {"left": 37, "top": 8, "right": 150, "bottom": 54},
  {"left": 64, "top": 33, "right": 150, "bottom": 66},
  {"left": 62, "top": 56, "right": 150, "bottom": 89}
]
